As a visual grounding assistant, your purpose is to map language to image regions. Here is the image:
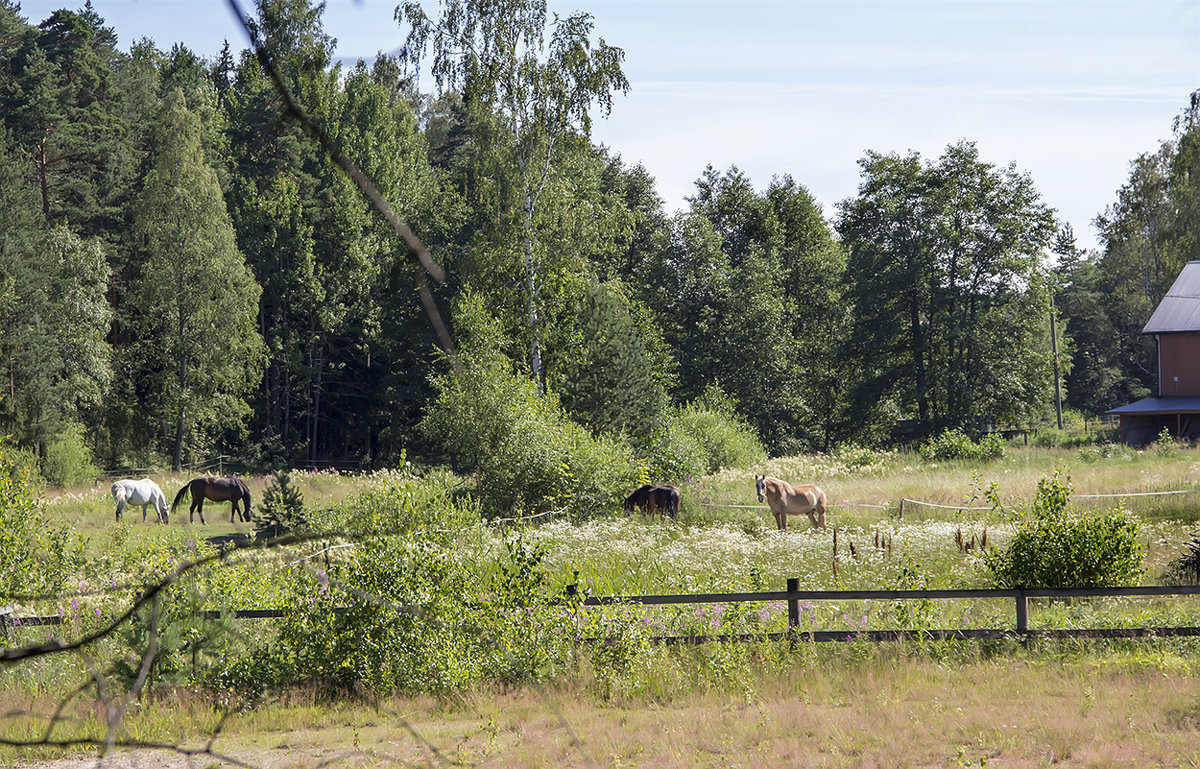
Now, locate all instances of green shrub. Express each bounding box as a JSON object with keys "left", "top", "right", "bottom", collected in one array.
[
  {"left": 422, "top": 323, "right": 640, "bottom": 519},
  {"left": 0, "top": 441, "right": 76, "bottom": 596},
  {"left": 1077, "top": 443, "right": 1134, "bottom": 463},
  {"left": 977, "top": 432, "right": 1007, "bottom": 460},
  {"left": 252, "top": 469, "right": 307, "bottom": 538},
  {"left": 665, "top": 386, "right": 766, "bottom": 476},
  {"left": 40, "top": 423, "right": 99, "bottom": 488},
  {"left": 918, "top": 428, "right": 1007, "bottom": 462},
  {"left": 218, "top": 531, "right": 581, "bottom": 696},
  {"left": 984, "top": 470, "right": 1143, "bottom": 588},
  {"left": 639, "top": 418, "right": 706, "bottom": 481},
  {"left": 315, "top": 466, "right": 479, "bottom": 534},
  {"left": 831, "top": 442, "right": 894, "bottom": 470},
  {"left": 1155, "top": 426, "right": 1179, "bottom": 457}
]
